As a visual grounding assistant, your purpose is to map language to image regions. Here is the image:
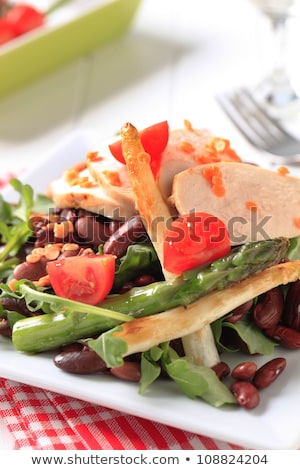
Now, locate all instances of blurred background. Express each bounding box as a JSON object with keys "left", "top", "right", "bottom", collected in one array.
[{"left": 0, "top": 0, "right": 262, "bottom": 176}]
